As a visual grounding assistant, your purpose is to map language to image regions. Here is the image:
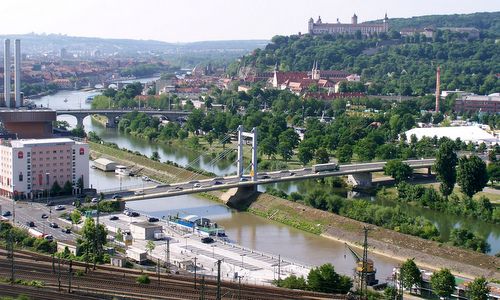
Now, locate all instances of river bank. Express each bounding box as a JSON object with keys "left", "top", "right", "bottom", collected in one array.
[
  {"left": 88, "top": 142, "right": 500, "bottom": 281},
  {"left": 247, "top": 193, "right": 500, "bottom": 280}
]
